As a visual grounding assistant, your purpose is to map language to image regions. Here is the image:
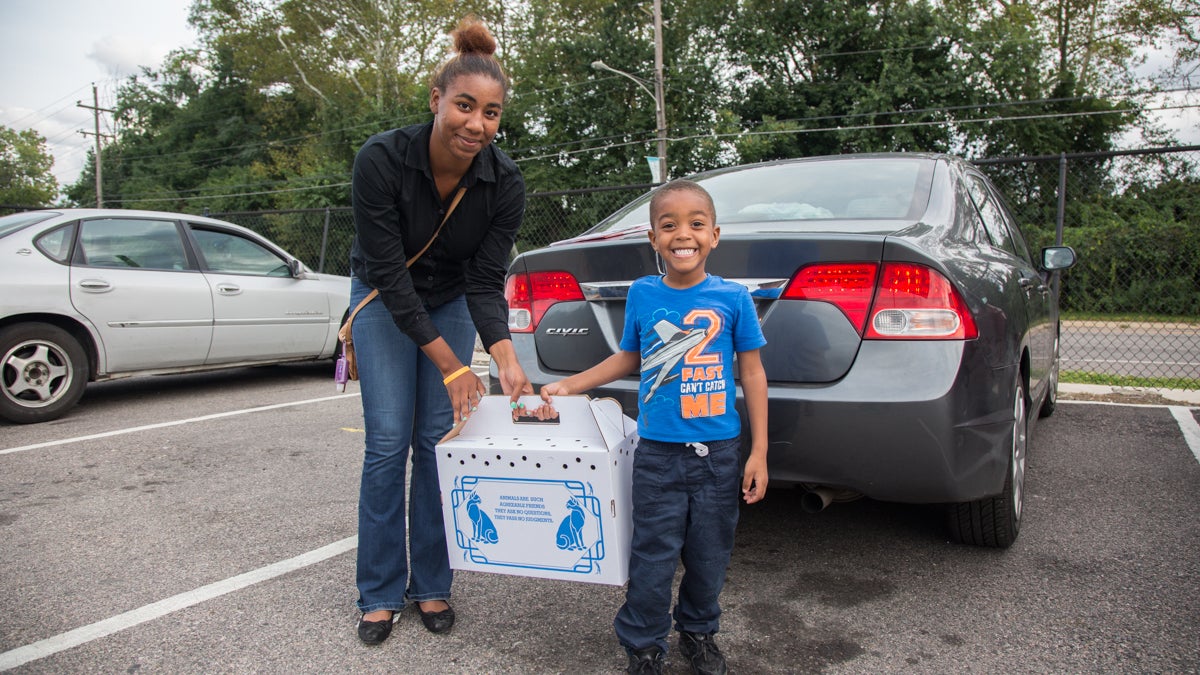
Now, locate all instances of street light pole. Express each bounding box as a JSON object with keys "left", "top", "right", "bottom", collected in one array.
[{"left": 591, "top": 1, "right": 668, "bottom": 183}]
